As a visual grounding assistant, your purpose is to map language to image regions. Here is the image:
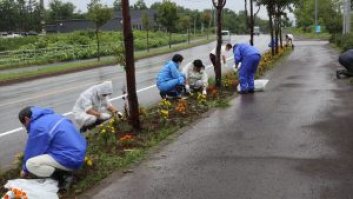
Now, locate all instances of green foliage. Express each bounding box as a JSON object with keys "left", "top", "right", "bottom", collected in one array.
[
  {"left": 87, "top": 0, "right": 113, "bottom": 30},
  {"left": 331, "top": 33, "right": 353, "bottom": 51},
  {"left": 141, "top": 11, "right": 150, "bottom": 30},
  {"left": 133, "top": 0, "right": 148, "bottom": 10},
  {"left": 0, "top": 0, "right": 42, "bottom": 32},
  {"left": 178, "top": 15, "right": 192, "bottom": 32},
  {"left": 156, "top": 0, "right": 178, "bottom": 32},
  {"left": 47, "top": 0, "right": 75, "bottom": 24},
  {"left": 294, "top": 0, "right": 342, "bottom": 33}
]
